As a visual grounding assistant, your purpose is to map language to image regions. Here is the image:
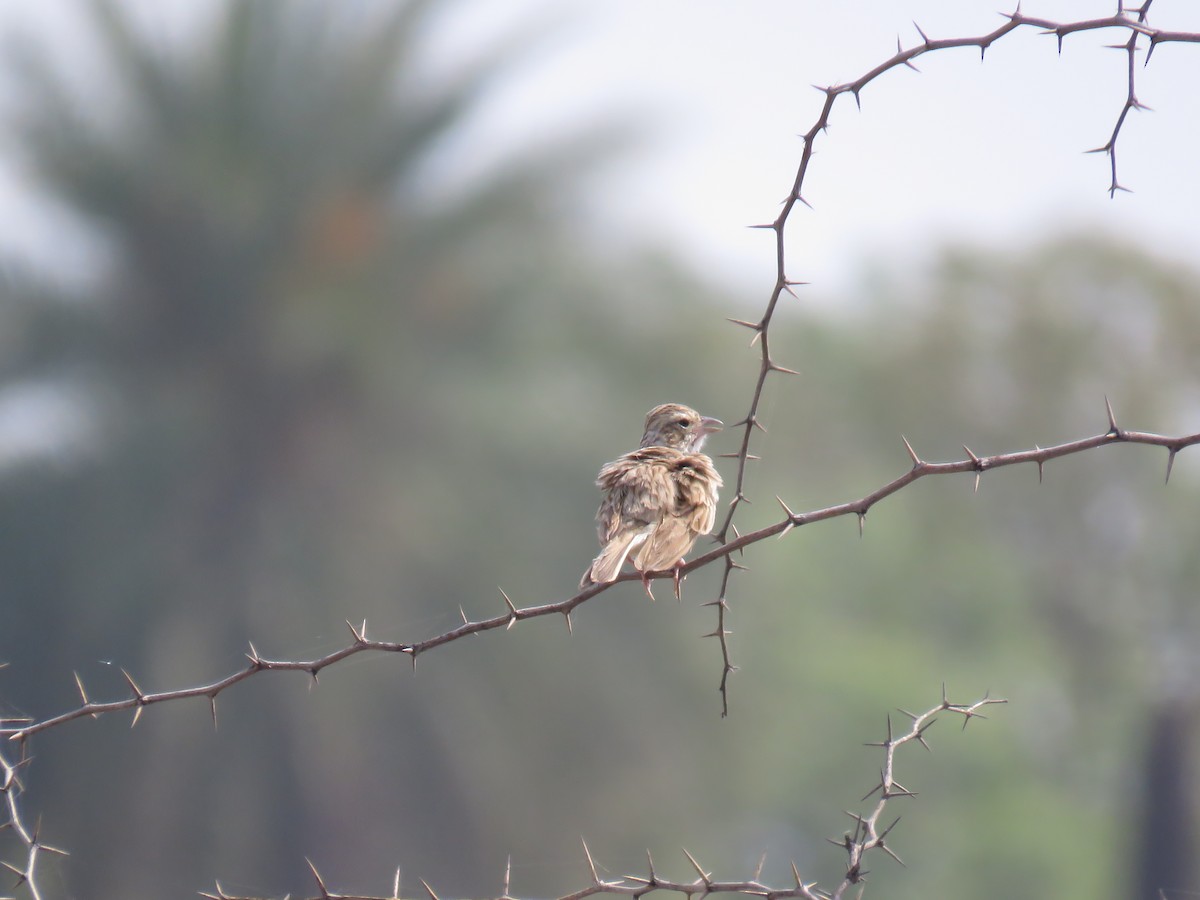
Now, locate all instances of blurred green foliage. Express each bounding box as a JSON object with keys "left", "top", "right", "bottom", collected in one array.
[{"left": 1, "top": 2, "right": 1197, "bottom": 899}]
